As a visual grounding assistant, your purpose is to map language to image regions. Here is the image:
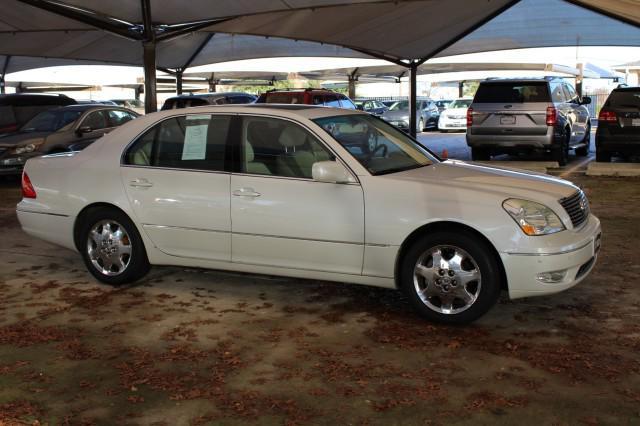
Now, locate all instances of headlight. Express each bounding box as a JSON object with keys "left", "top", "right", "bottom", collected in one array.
[
  {"left": 13, "top": 143, "right": 39, "bottom": 154},
  {"left": 503, "top": 198, "right": 565, "bottom": 236}
]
